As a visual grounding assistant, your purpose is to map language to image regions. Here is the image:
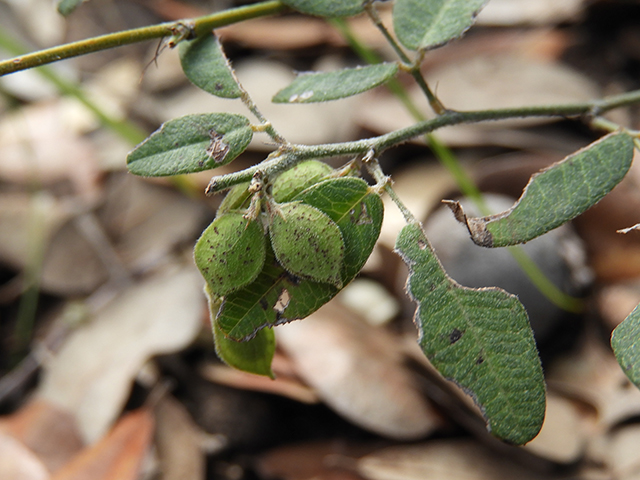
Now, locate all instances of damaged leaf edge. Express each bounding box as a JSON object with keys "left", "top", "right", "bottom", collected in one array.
[{"left": 442, "top": 132, "right": 635, "bottom": 248}]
